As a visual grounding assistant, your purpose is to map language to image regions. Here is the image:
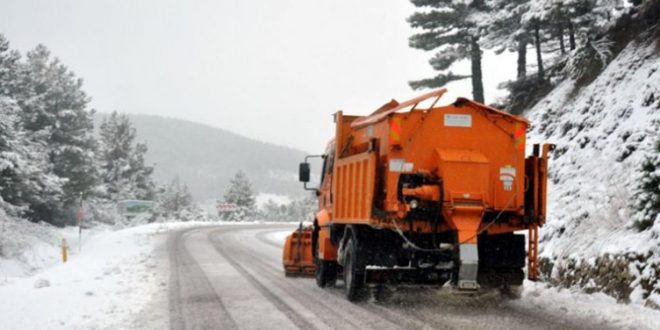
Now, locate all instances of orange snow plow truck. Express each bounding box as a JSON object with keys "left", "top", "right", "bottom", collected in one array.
[{"left": 283, "top": 89, "right": 554, "bottom": 301}]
